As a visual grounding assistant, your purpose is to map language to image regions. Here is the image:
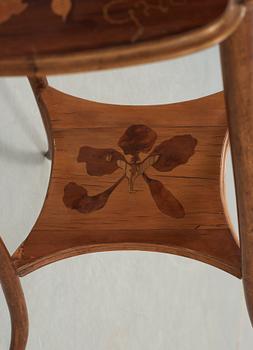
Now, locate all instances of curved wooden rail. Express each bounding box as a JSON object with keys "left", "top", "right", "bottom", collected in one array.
[
  {"left": 12, "top": 83, "right": 241, "bottom": 278},
  {"left": 0, "top": 0, "right": 245, "bottom": 76},
  {"left": 0, "top": 238, "right": 28, "bottom": 350},
  {"left": 14, "top": 230, "right": 241, "bottom": 278}
]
